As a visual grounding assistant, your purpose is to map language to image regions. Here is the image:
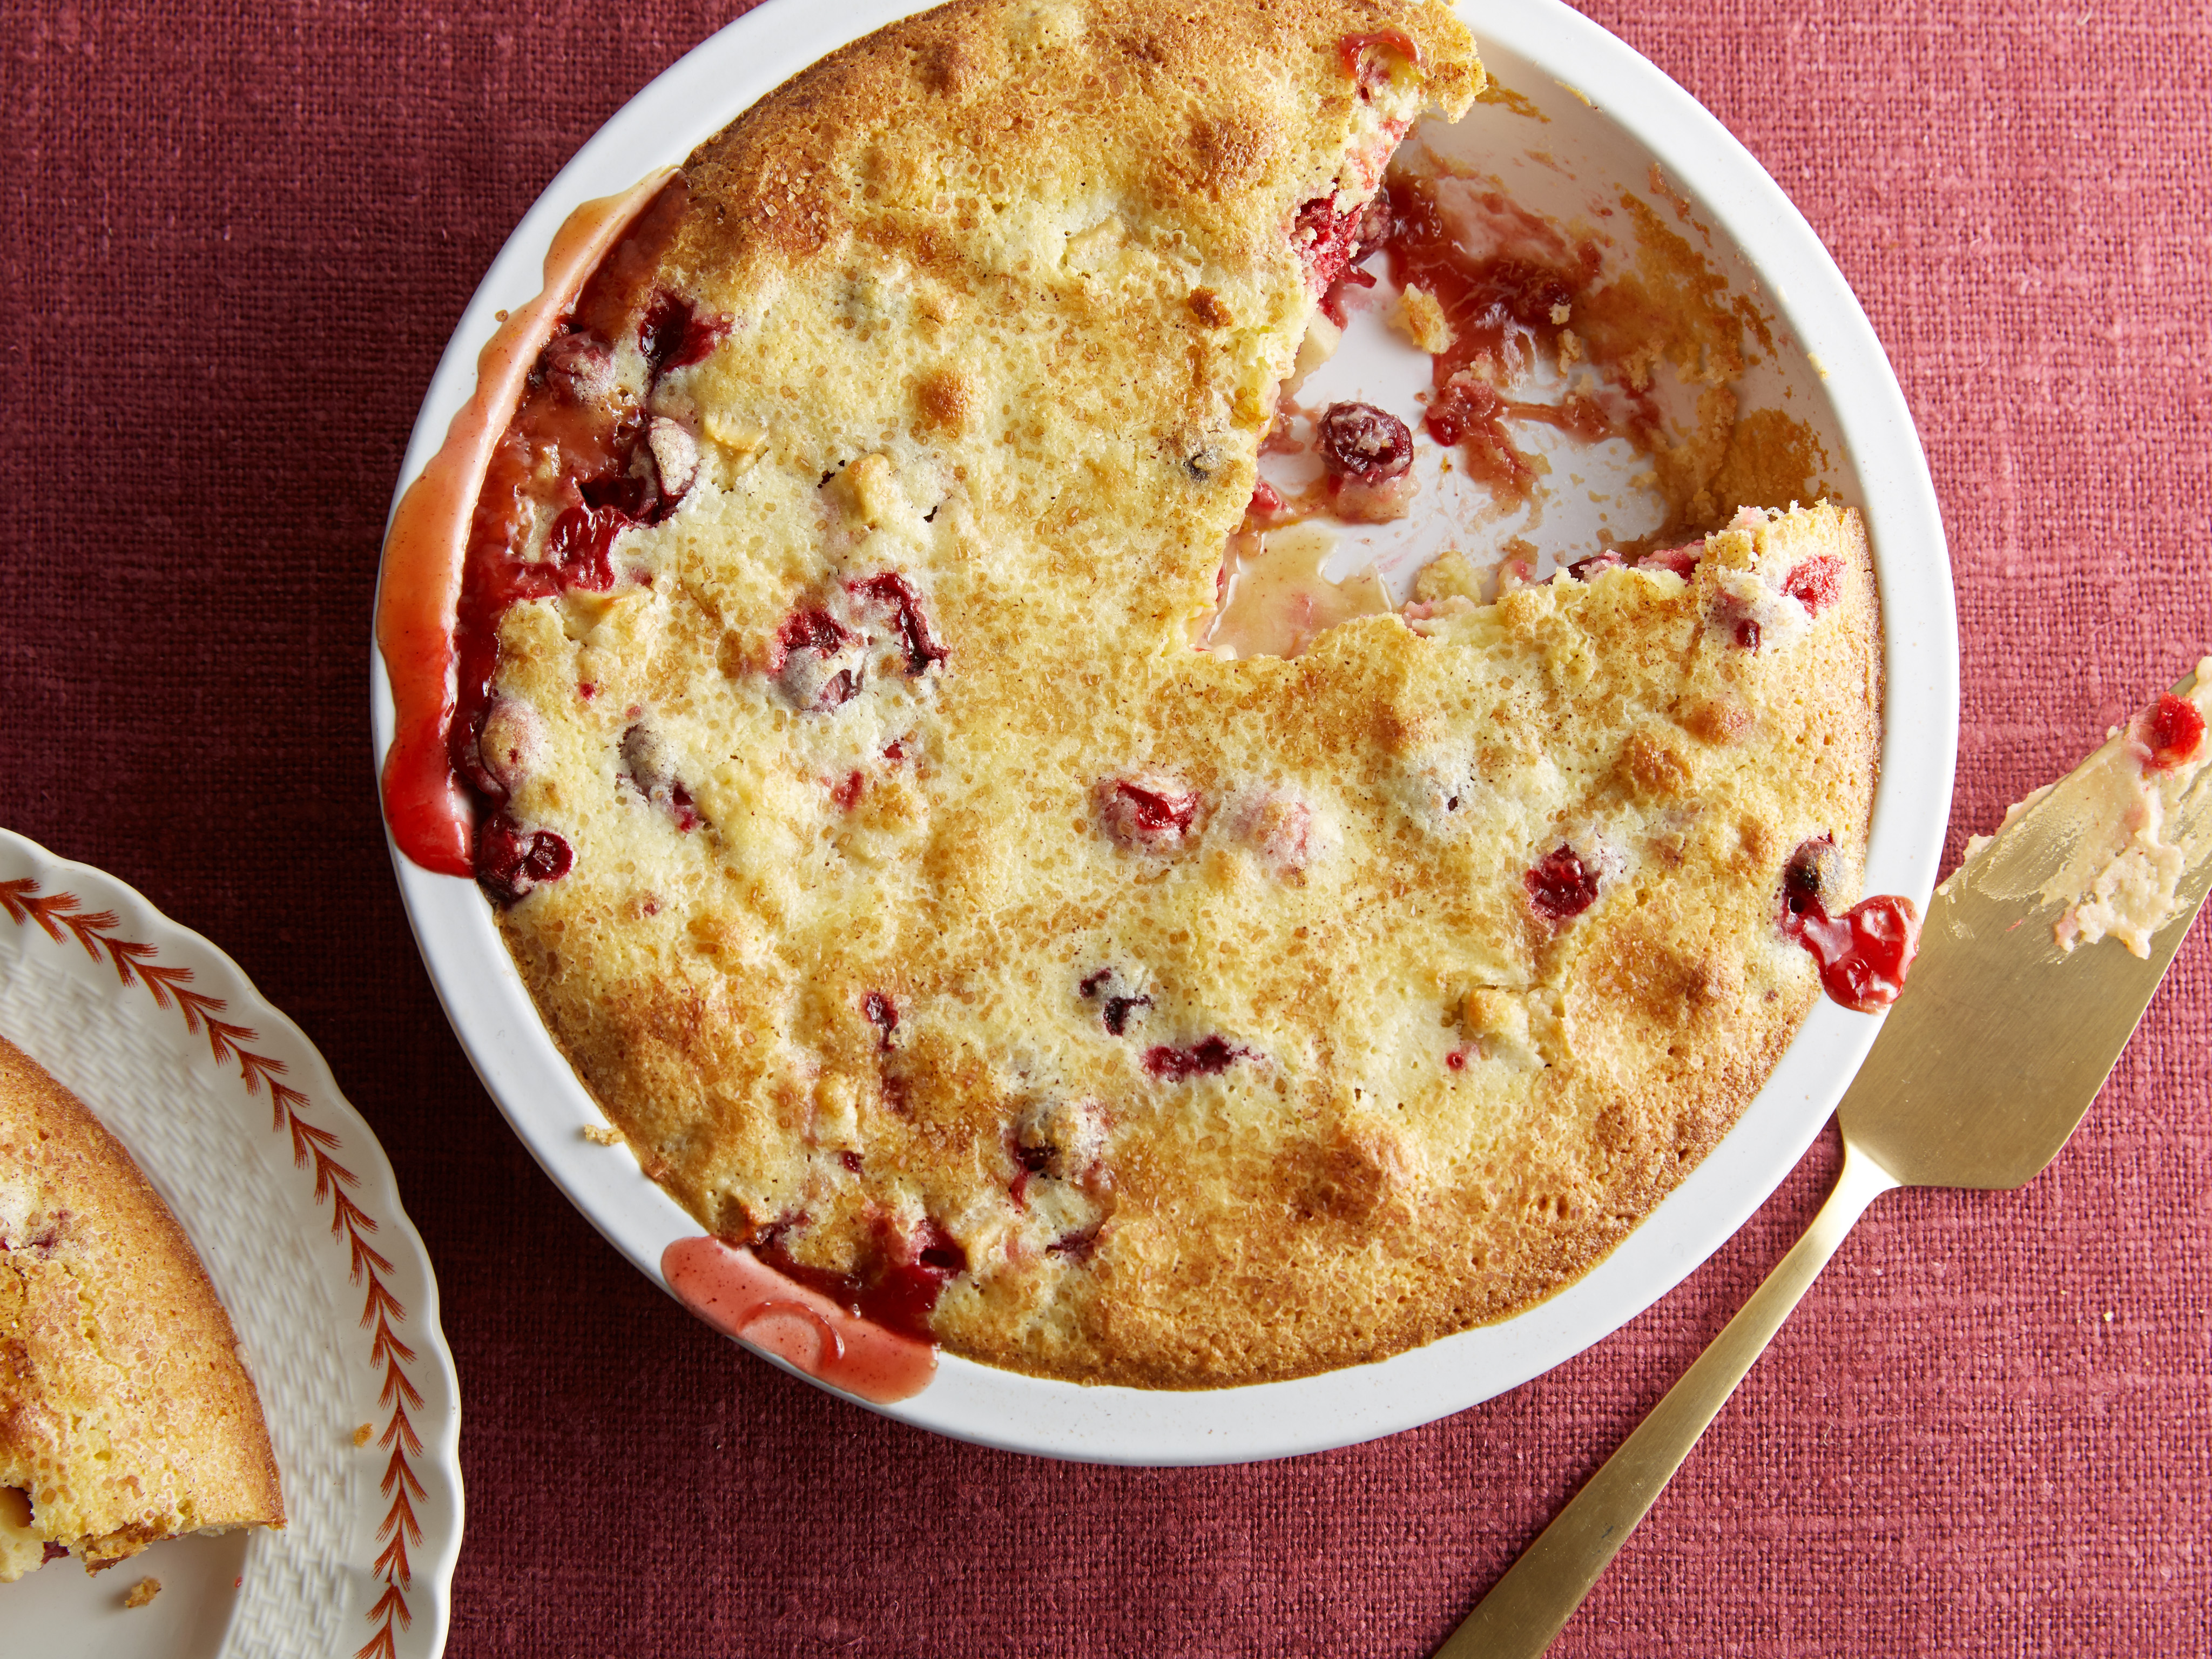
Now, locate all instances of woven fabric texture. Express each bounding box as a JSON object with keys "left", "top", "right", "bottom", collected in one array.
[{"left": 2, "top": 1, "right": 2207, "bottom": 1653}]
